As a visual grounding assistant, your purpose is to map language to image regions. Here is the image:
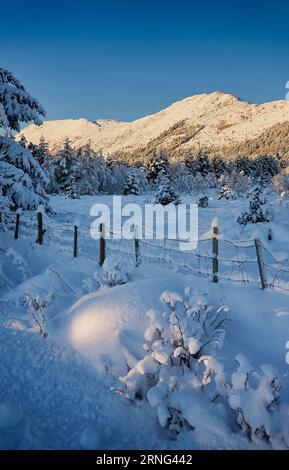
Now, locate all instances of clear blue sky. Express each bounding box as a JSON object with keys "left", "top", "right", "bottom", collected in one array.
[{"left": 1, "top": 0, "right": 289, "bottom": 121}]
